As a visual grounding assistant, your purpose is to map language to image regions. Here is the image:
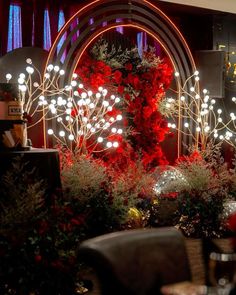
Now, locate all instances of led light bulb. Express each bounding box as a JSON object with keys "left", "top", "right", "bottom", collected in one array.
[
  {"left": 6, "top": 73, "right": 12, "bottom": 81},
  {"left": 68, "top": 134, "right": 74, "bottom": 140},
  {"left": 59, "top": 131, "right": 65, "bottom": 137},
  {"left": 48, "top": 129, "right": 53, "bottom": 135}
]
